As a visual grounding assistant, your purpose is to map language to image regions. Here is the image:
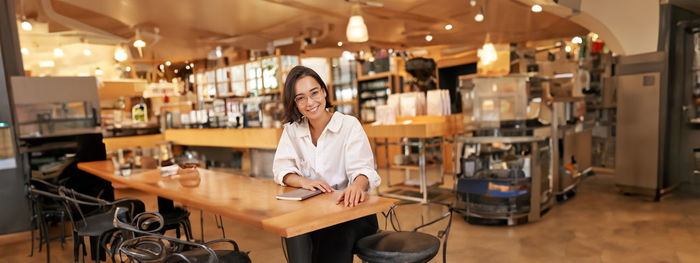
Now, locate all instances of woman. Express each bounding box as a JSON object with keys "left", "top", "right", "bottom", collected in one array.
[{"left": 272, "top": 65, "right": 381, "bottom": 263}]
